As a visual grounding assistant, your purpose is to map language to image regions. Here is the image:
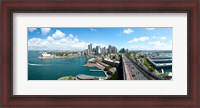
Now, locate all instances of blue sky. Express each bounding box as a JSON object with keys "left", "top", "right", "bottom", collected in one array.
[{"left": 28, "top": 27, "right": 172, "bottom": 51}]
